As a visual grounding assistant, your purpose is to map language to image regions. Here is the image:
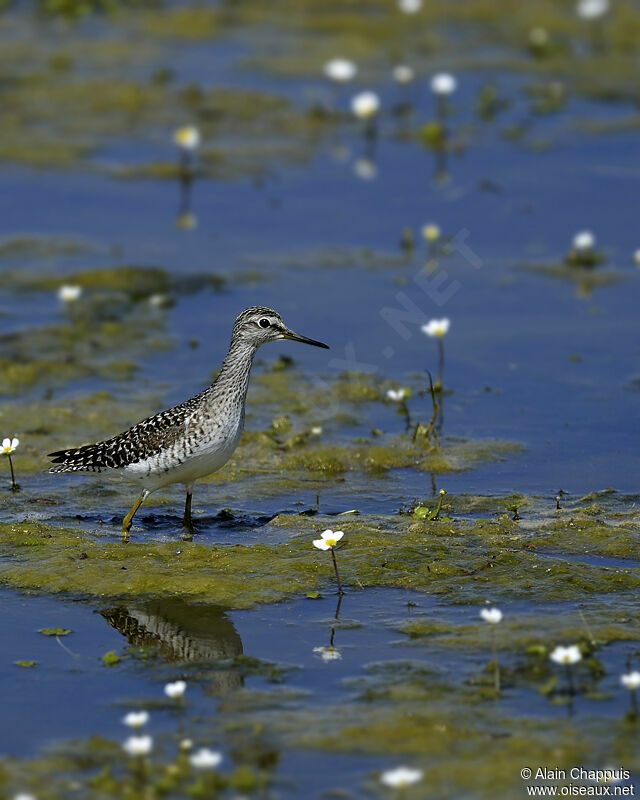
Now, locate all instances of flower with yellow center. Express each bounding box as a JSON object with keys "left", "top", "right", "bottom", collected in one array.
[
  {"left": 351, "top": 91, "right": 380, "bottom": 120},
  {"left": 2, "top": 437, "right": 18, "bottom": 455},
  {"left": 313, "top": 529, "right": 344, "bottom": 550},
  {"left": 422, "top": 223, "right": 440, "bottom": 242},
  {"left": 313, "top": 645, "right": 342, "bottom": 662},
  {"left": 550, "top": 645, "right": 582, "bottom": 665},
  {"left": 58, "top": 284, "right": 82, "bottom": 303},
  {"left": 620, "top": 671, "right": 640, "bottom": 690},
  {"left": 421, "top": 318, "right": 450, "bottom": 338},
  {"left": 173, "top": 126, "right": 200, "bottom": 151}
]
